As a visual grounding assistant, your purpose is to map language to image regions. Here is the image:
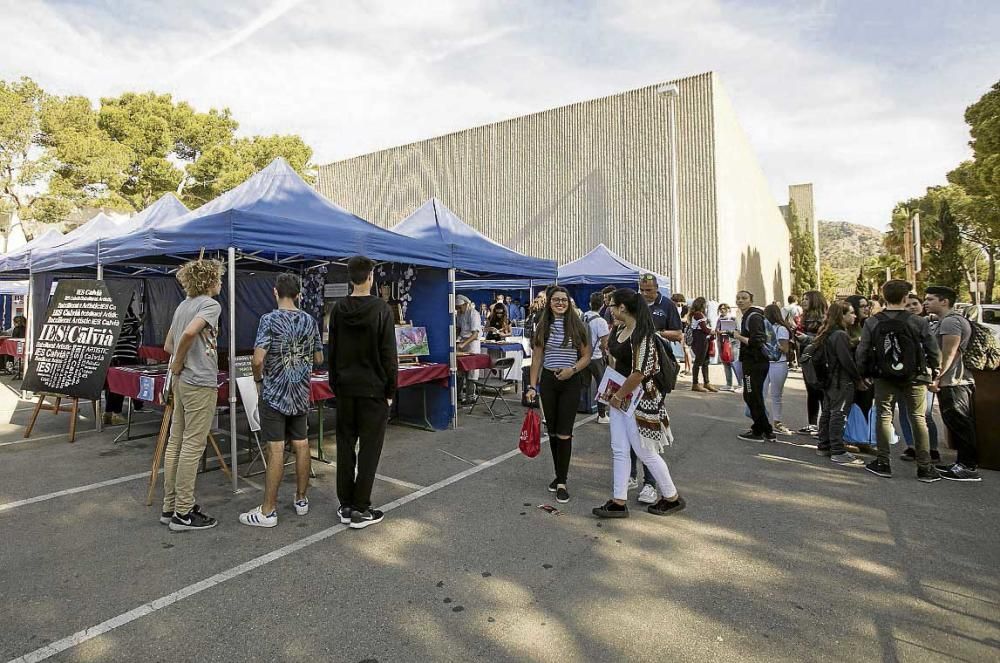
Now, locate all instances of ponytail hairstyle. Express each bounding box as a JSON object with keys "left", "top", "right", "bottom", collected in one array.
[
  {"left": 815, "top": 301, "right": 854, "bottom": 348},
  {"left": 532, "top": 285, "right": 588, "bottom": 350},
  {"left": 610, "top": 288, "right": 655, "bottom": 350},
  {"left": 764, "top": 303, "right": 793, "bottom": 331}
]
